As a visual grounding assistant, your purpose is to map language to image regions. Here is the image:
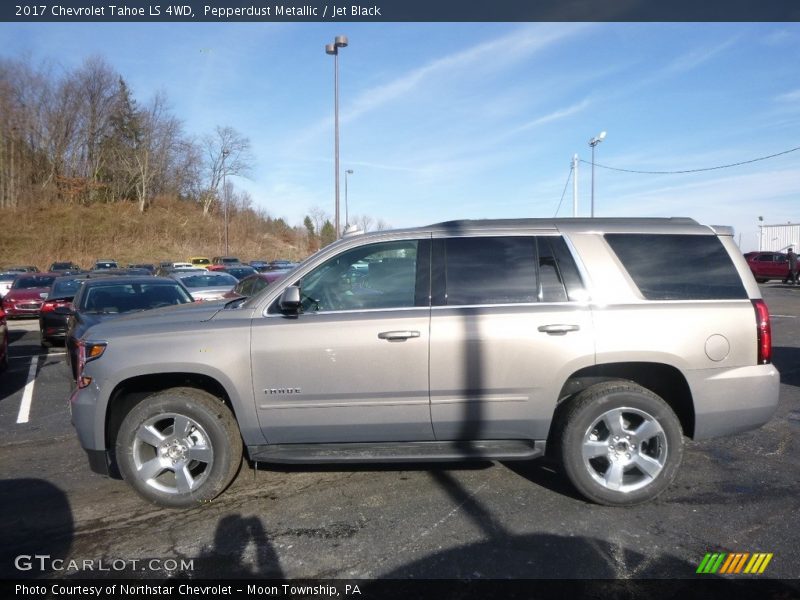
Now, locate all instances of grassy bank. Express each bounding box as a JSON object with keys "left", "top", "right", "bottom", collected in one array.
[{"left": 0, "top": 198, "right": 311, "bottom": 271}]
